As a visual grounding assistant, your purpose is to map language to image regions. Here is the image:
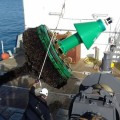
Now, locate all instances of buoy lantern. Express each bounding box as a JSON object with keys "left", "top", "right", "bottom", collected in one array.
[{"left": 1, "top": 52, "right": 10, "bottom": 60}]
